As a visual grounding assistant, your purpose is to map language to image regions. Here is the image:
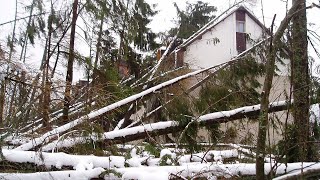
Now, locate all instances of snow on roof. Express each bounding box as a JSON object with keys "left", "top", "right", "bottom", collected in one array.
[{"left": 178, "top": 4, "right": 267, "bottom": 49}]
